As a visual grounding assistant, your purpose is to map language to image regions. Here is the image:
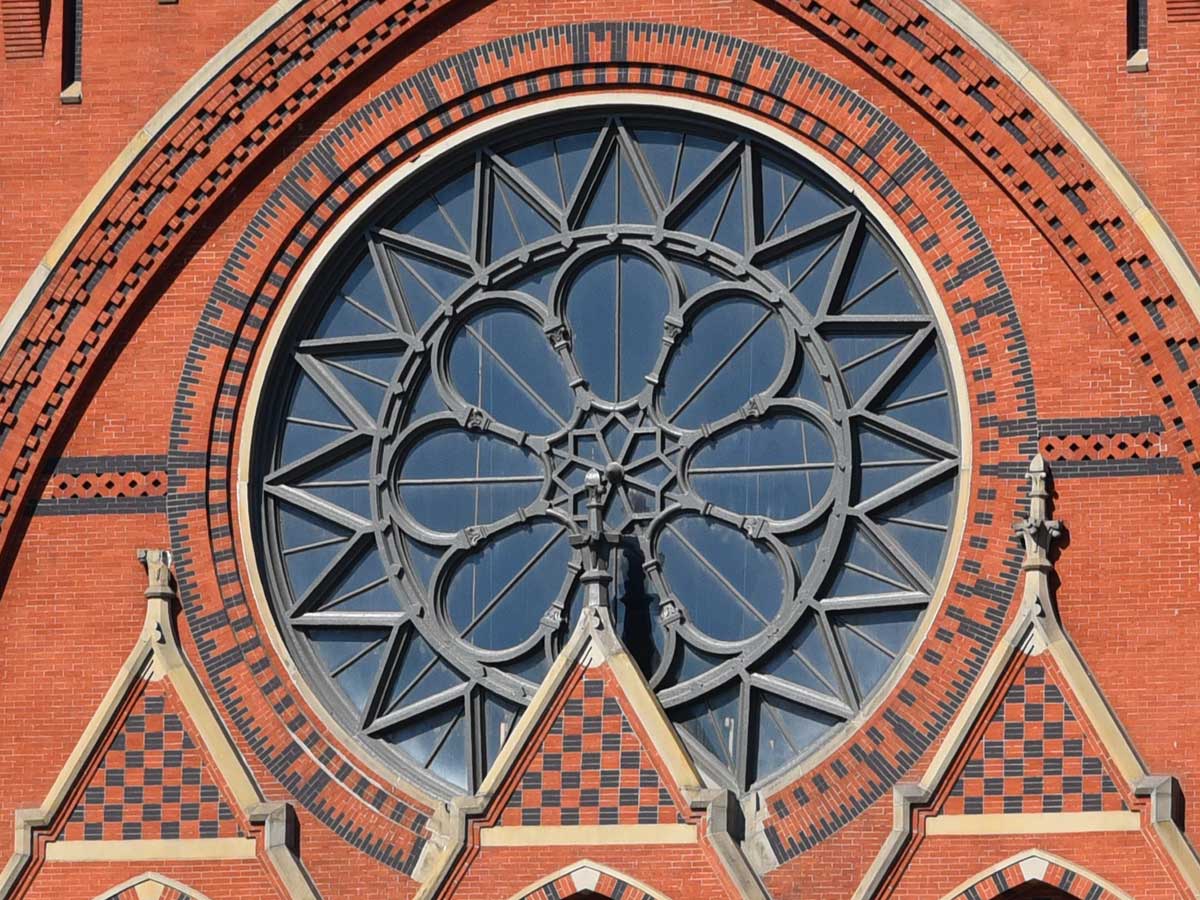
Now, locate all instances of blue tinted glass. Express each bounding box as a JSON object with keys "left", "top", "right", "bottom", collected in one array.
[
  {"left": 445, "top": 521, "right": 570, "bottom": 651},
  {"left": 383, "top": 627, "right": 466, "bottom": 713},
  {"left": 855, "top": 424, "right": 939, "bottom": 501},
  {"left": 661, "top": 297, "right": 786, "bottom": 429},
  {"left": 825, "top": 521, "right": 917, "bottom": 598},
  {"left": 309, "top": 626, "right": 389, "bottom": 711},
  {"left": 764, "top": 236, "right": 839, "bottom": 315},
  {"left": 755, "top": 614, "right": 841, "bottom": 700},
  {"left": 835, "top": 606, "right": 921, "bottom": 697},
  {"left": 398, "top": 428, "right": 541, "bottom": 534},
  {"left": 689, "top": 414, "right": 834, "bottom": 520},
  {"left": 294, "top": 444, "right": 372, "bottom": 520},
  {"left": 491, "top": 177, "right": 557, "bottom": 261},
  {"left": 657, "top": 514, "right": 784, "bottom": 641},
  {"left": 673, "top": 683, "right": 739, "bottom": 767},
  {"left": 872, "top": 341, "right": 954, "bottom": 443},
  {"left": 753, "top": 692, "right": 838, "bottom": 782},
  {"left": 565, "top": 251, "right": 668, "bottom": 401},
  {"left": 311, "top": 545, "right": 396, "bottom": 615},
  {"left": 824, "top": 329, "right": 914, "bottom": 403},
  {"left": 875, "top": 474, "right": 954, "bottom": 578},
  {"left": 448, "top": 306, "right": 574, "bottom": 435},
  {"left": 314, "top": 254, "right": 396, "bottom": 339}
]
